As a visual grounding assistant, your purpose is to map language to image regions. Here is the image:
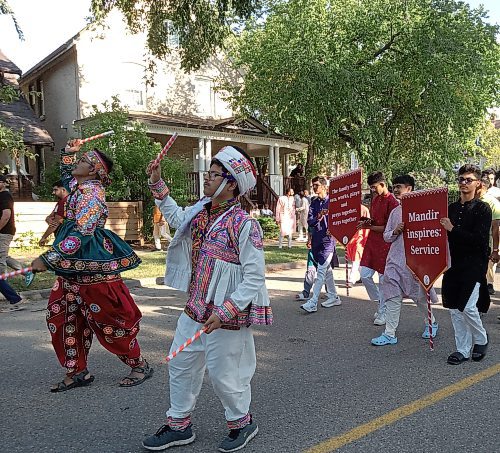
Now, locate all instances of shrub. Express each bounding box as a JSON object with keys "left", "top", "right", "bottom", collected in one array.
[{"left": 257, "top": 217, "right": 279, "bottom": 239}]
